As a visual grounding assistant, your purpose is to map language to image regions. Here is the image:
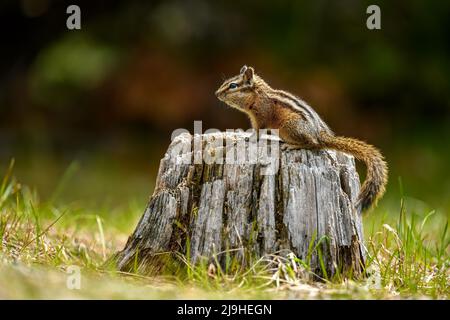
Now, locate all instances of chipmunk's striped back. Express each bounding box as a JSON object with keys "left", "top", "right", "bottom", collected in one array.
[{"left": 268, "top": 89, "right": 332, "bottom": 134}]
